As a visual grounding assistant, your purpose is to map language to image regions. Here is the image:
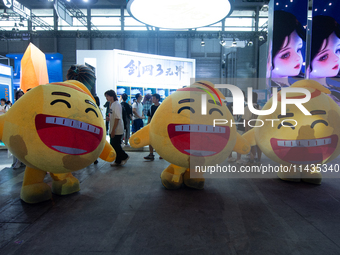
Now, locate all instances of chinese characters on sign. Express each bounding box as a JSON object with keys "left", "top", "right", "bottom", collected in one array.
[
  {"left": 116, "top": 50, "right": 195, "bottom": 88},
  {"left": 124, "top": 60, "right": 187, "bottom": 80}
]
